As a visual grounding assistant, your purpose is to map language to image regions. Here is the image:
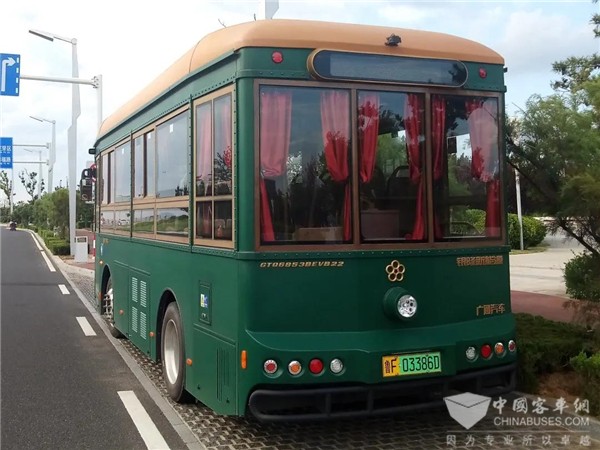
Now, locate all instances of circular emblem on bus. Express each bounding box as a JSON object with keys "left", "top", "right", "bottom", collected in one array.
[{"left": 385, "top": 260, "right": 406, "bottom": 282}]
